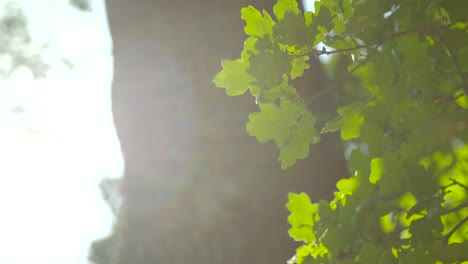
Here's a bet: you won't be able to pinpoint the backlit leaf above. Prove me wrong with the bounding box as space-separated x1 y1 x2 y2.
241 6 274 38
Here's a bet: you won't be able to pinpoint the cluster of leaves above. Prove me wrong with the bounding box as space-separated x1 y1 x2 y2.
214 0 468 262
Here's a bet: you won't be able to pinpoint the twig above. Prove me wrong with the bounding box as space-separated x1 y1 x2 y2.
430 27 468 94
303 49 376 104
315 27 427 56
346 33 360 47
447 178 468 190
287 27 427 58
443 216 468 246
442 202 468 216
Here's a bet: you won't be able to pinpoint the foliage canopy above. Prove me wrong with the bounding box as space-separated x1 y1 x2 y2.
214 0 468 263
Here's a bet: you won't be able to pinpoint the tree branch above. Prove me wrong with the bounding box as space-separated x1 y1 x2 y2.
314 27 427 56
302 49 376 104
443 216 468 246
442 202 468 216
447 178 468 190
430 27 468 95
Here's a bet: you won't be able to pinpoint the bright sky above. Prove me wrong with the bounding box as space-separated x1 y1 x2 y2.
0 1 123 263
303 0 316 11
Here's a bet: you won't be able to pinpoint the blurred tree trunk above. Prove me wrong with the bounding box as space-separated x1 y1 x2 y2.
96 0 349 263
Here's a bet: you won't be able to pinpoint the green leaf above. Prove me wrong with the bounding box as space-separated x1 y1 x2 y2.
253 36 273 51
341 0 354 21
258 75 299 103
212 56 255 96
273 0 299 20
454 90 468 109
295 244 313 264
357 243 387 263
318 199 337 225
287 192 318 243
321 223 355 254
322 104 364 140
399 192 418 212
290 55 310 79
379 151 407 195
278 111 319 169
246 101 301 145
247 50 291 89
369 158 382 184
274 11 308 49
351 61 383 99
395 34 436 90
410 217 444 244
247 98 318 169
241 6 274 38
380 212 397 233
336 177 358 194
313 3 334 31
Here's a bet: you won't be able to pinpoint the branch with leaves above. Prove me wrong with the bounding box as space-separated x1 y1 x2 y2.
213 0 468 262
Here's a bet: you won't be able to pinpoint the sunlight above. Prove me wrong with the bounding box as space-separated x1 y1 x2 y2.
0 1 123 263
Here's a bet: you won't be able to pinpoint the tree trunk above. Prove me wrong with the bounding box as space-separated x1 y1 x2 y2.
102 0 349 263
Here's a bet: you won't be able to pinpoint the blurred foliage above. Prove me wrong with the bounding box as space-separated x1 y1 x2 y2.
0 2 49 79
69 0 92 12
214 0 468 262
